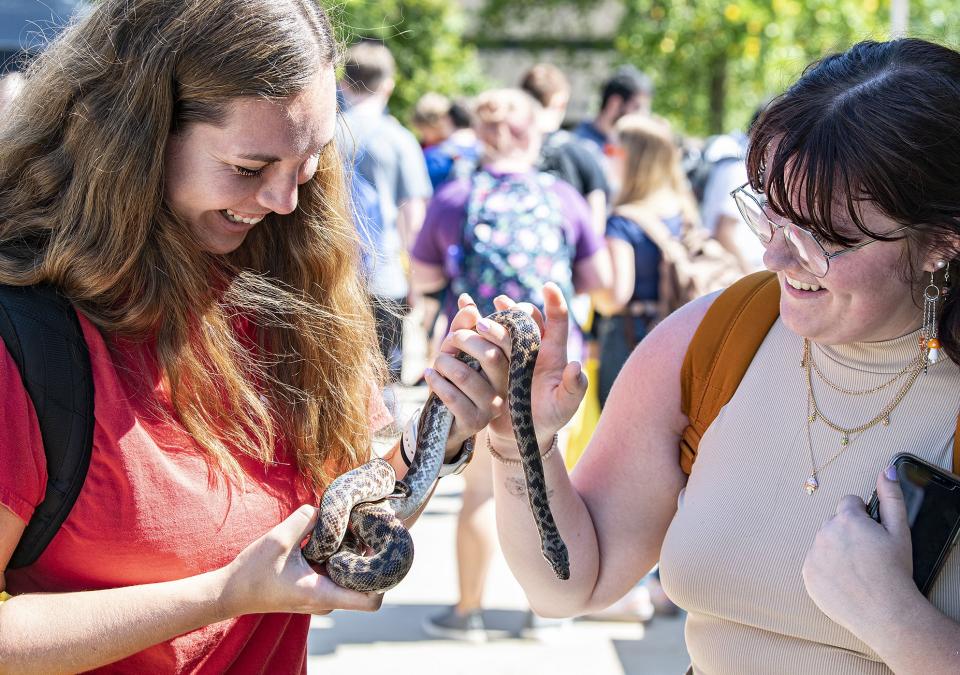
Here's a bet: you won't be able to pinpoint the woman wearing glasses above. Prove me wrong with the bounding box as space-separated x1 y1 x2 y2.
452 38 960 673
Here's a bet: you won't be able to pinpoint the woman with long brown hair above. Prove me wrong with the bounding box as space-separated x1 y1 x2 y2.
0 1 501 671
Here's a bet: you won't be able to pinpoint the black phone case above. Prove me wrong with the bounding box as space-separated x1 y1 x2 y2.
867 452 960 596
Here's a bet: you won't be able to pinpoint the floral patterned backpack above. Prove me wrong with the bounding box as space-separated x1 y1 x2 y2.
449 170 575 317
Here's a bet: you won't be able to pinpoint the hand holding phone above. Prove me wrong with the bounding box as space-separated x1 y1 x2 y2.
867 453 960 596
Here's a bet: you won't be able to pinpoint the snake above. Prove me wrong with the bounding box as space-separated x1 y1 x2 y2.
302 308 570 593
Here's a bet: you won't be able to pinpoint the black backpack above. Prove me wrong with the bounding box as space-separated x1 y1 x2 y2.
0 285 94 569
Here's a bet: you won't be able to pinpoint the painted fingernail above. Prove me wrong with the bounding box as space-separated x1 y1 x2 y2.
885 465 898 481
423 367 435 379
477 319 491 333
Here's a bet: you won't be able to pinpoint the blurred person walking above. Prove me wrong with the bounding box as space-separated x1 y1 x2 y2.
592 114 703 408
697 132 765 274
520 63 609 234
339 41 433 381
573 65 653 195
412 92 481 190
411 88 610 640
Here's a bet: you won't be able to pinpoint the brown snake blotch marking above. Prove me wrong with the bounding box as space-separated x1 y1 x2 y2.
303 308 570 592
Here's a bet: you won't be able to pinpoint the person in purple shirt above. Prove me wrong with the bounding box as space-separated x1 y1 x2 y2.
411 87 610 642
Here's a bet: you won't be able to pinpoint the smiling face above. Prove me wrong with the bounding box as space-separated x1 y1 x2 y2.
762 196 935 345
163 66 337 255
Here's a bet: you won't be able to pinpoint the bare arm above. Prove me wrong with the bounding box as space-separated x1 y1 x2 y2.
469 285 715 617
0 318 499 673
0 504 380 674
571 248 612 299
585 189 607 237
410 260 447 296
591 237 635 316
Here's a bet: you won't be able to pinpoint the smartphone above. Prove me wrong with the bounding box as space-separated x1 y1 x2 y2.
867 452 960 596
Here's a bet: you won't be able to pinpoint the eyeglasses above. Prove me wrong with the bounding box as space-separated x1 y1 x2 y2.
730 182 910 278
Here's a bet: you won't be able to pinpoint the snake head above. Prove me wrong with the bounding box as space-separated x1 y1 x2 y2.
547 545 570 580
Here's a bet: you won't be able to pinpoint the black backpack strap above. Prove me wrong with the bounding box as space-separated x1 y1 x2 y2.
0 285 94 569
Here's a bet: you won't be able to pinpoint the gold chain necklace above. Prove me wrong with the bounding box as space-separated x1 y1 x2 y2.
801 338 925 495
808 341 923 396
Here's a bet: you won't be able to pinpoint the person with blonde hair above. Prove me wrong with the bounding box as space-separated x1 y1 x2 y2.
593 113 701 407
0 1 501 671
412 87 610 640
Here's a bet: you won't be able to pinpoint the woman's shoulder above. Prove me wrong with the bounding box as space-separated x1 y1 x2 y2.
649 291 720 356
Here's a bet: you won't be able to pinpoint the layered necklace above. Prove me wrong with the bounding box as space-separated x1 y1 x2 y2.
800 338 926 495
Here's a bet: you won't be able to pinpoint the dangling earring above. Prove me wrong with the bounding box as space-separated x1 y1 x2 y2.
921 261 947 371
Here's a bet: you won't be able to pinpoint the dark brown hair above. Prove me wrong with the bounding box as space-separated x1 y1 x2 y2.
747 38 960 364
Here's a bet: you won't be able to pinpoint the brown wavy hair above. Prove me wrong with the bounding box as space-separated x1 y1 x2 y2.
747 38 960 366
0 0 385 489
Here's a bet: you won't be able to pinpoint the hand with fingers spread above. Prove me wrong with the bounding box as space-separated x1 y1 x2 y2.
801 467 917 639
444 282 587 457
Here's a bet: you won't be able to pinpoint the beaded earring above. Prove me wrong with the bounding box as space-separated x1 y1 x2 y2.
921 260 948 370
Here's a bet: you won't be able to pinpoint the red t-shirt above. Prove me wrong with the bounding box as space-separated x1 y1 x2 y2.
1 312 391 673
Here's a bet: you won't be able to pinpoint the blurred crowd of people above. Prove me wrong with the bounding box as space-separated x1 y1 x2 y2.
329 40 766 642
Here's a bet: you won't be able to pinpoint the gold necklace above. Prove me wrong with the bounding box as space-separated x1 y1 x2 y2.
808 341 923 396
801 338 925 495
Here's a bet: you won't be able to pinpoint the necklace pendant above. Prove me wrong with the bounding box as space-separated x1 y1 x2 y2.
808 411 817 423
804 475 819 495
840 433 849 447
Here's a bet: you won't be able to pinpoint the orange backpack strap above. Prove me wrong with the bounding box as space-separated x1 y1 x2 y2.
679 271 780 474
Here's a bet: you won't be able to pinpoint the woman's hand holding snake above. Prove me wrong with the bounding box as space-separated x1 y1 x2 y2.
425 293 510 458
459 283 588 456
219 505 383 617
301 290 574 591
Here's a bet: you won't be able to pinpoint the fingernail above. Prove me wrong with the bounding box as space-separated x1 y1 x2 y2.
572 361 583 377
459 293 475 306
423 367 435 379
477 319 491 333
885 465 898 481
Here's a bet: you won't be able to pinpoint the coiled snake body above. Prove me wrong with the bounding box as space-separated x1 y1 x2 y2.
303 308 570 592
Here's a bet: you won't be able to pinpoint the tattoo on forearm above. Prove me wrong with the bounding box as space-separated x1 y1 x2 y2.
504 476 554 500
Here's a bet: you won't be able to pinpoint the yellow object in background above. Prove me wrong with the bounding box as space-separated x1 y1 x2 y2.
0 591 11 603
563 356 601 470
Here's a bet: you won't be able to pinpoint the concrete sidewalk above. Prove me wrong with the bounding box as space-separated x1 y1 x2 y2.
306 383 689 675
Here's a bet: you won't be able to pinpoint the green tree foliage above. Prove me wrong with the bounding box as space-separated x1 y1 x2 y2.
323 0 487 127
481 0 959 137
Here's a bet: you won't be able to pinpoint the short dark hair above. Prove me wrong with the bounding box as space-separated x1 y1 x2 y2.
600 65 652 110
342 40 395 93
520 63 570 106
747 38 960 363
448 99 473 129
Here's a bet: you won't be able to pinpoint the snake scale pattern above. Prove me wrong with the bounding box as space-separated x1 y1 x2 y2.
303 308 570 593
